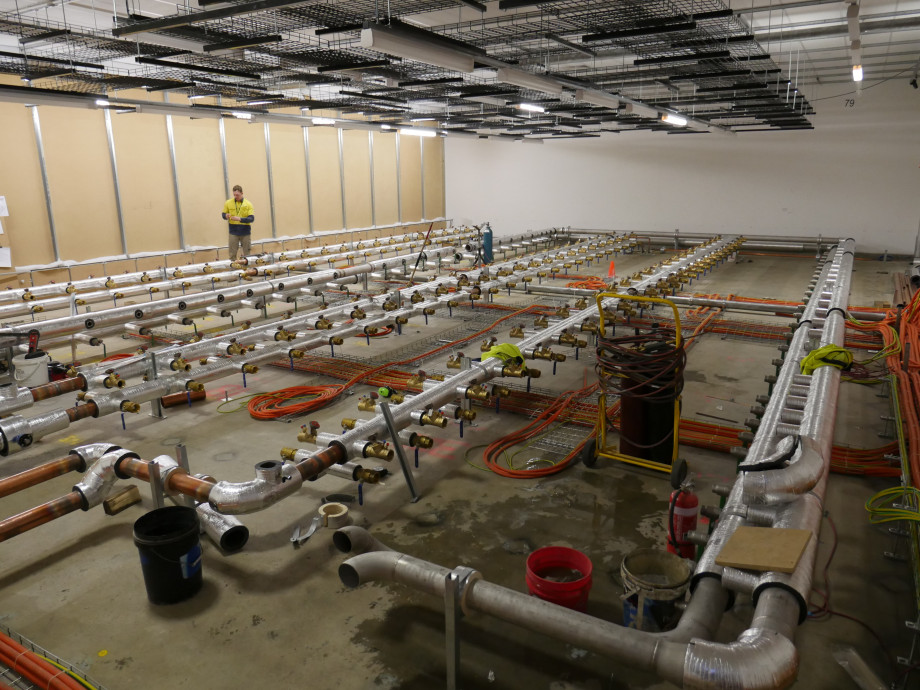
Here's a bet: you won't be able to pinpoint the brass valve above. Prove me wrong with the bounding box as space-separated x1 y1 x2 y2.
580 320 598 334
423 307 436 315
255 257 266 265
500 362 527 378
278 253 288 261
227 341 244 355
315 317 333 330
364 326 379 336
242 364 259 374
297 421 320 444
619 277 631 287
558 331 587 348
509 325 525 338
415 434 435 448
103 372 125 389
529 260 541 268
22 290 35 301
410 292 425 304
171 356 191 372
447 354 463 369
464 384 491 401
537 271 547 278
574 259 584 266
533 315 548 329
65 285 76 294
113 292 124 299
357 394 377 412
521 276 534 283
350 307 367 320
330 336 344 346
274 328 296 342
76 391 88 401
447 300 459 308
574 297 588 310
341 418 357 430
187 381 205 392
419 410 449 428
320 247 329 255
497 268 512 277
435 285 449 296
555 306 570 318
562 262 573 269
289 349 306 359
481 337 497 352
492 384 513 398
121 401 141 413
395 316 409 325
457 275 470 287
531 347 564 362
105 278 116 288
408 371 427 386
356 241 365 250
31 305 44 314
203 264 214 274
363 442 393 461
383 300 399 311
230 262 242 270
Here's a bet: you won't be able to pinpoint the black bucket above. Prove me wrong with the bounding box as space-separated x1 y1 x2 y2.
133 506 203 605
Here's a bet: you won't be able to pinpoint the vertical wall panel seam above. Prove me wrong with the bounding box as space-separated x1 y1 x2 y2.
30 106 60 262
103 108 128 256
265 122 277 238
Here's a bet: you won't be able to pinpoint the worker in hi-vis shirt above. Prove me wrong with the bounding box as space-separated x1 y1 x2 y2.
221 184 255 261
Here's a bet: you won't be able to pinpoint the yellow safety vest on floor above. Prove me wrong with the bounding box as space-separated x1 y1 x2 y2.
800 345 853 375
484 343 524 364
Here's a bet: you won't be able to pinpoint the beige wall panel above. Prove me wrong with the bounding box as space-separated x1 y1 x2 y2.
371 132 398 226
224 119 272 240
40 107 122 261
268 124 310 237
307 127 343 232
0 101 56 267
110 110 182 254
422 137 445 219
171 115 225 249
135 256 165 271
342 130 373 229
398 134 423 223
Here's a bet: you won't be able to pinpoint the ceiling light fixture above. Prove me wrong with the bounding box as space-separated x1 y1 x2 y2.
852 64 864 82
360 24 476 73
95 99 110 106
232 112 253 120
661 112 688 126
496 67 563 95
312 117 336 125
516 102 545 113
398 127 437 137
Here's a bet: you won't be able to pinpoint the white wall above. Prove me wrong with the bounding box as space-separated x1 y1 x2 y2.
445 81 920 254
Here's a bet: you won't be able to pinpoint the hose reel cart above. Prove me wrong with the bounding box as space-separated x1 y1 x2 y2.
582 293 688 488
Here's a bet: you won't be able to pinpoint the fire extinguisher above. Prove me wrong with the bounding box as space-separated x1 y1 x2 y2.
667 482 699 559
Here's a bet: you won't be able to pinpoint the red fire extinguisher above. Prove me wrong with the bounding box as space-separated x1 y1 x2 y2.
667 482 699 559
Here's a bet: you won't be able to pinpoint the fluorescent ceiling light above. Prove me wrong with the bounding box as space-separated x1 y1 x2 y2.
852 64 864 82
381 124 394 130
661 113 688 126
398 127 437 137
232 111 253 120
516 102 545 113
574 89 620 110
247 100 276 106
495 67 563 95
411 116 437 121
188 94 209 100
312 117 336 125
95 99 110 106
360 25 475 73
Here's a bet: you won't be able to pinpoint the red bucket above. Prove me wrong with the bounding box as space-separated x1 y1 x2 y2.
525 546 593 611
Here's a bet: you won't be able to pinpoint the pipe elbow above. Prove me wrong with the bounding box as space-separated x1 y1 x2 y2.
741 437 824 505
680 630 798 690
338 552 407 589
207 461 303 514
73 449 139 510
70 442 121 469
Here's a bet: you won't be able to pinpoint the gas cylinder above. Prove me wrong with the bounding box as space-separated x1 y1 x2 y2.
666 483 699 559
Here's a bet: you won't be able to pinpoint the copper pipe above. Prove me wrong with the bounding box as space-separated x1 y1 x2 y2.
160 388 206 408
0 453 84 499
66 401 98 422
0 492 83 543
29 375 86 401
295 444 347 481
118 457 214 502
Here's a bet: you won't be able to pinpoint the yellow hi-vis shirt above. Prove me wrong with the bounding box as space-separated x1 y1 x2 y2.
223 198 255 235
484 343 524 363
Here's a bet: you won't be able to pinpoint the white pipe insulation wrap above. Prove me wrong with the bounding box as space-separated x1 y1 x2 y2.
72 448 140 509
196 502 249 552
207 460 304 514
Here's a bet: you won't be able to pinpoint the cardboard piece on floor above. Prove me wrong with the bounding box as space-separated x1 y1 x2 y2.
715 526 812 574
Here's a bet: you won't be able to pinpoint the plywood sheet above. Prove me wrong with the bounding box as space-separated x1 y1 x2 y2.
0 99 57 266
422 137 445 220
40 107 122 261
342 129 373 229
307 127 343 232
715 526 812 573
171 115 225 249
268 124 310 237
225 118 272 241
110 108 181 254
399 133 423 223
372 132 398 226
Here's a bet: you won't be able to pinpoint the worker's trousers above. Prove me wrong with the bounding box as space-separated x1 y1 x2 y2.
229 233 251 261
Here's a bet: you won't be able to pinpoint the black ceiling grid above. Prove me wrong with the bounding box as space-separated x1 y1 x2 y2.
0 1 815 135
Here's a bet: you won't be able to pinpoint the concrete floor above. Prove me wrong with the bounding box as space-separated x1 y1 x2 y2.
0 245 914 690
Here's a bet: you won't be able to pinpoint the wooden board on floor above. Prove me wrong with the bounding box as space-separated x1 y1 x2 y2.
715 526 812 573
